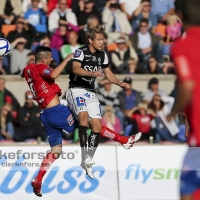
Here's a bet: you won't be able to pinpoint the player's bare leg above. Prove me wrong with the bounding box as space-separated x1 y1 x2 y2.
31 145 62 197
100 125 142 149
181 195 193 200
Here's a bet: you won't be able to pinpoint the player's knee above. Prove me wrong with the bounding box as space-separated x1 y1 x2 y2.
91 123 102 133
78 112 89 126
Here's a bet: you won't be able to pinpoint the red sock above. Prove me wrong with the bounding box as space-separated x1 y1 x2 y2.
36 152 57 182
100 125 128 144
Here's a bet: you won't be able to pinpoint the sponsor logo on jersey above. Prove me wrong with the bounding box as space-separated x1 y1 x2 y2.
85 55 92 57
76 97 86 107
92 56 97 62
27 78 32 82
84 65 101 72
82 78 95 84
44 69 51 75
79 106 83 110
84 93 91 98
38 98 44 103
74 49 82 58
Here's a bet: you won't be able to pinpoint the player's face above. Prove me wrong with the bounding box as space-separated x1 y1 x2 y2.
90 33 104 51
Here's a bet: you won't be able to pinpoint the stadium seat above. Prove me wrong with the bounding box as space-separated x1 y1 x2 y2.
107 43 117 51
1 25 16 37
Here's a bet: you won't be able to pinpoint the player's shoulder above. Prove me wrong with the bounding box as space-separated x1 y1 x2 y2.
73 45 87 58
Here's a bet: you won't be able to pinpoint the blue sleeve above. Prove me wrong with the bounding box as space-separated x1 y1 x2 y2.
39 9 46 25
34 9 47 33
150 13 158 27
168 0 175 9
24 10 30 20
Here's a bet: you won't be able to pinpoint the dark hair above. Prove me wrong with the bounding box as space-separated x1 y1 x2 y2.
35 46 51 62
141 0 150 3
27 52 35 57
139 18 149 25
148 56 160 74
177 0 200 25
148 94 165 112
87 15 99 24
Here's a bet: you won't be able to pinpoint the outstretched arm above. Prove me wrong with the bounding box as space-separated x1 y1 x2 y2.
103 67 129 89
51 54 73 79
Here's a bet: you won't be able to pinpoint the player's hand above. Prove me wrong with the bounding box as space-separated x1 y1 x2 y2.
166 113 174 122
91 71 104 78
119 82 129 89
65 53 73 62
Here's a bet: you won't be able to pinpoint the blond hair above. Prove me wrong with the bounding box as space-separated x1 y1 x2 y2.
103 106 116 124
167 14 181 25
86 24 106 43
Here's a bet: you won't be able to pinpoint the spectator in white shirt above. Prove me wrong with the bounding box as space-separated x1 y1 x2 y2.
143 77 167 104
48 0 77 33
102 0 132 44
130 18 163 63
119 0 141 20
111 37 138 73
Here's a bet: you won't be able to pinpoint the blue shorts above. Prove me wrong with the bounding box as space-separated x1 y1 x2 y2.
40 104 75 147
180 148 200 195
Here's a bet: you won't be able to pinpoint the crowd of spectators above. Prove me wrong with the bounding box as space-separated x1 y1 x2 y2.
0 0 180 75
0 75 186 145
0 0 187 144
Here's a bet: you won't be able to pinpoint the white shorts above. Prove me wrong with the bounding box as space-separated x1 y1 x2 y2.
66 88 102 121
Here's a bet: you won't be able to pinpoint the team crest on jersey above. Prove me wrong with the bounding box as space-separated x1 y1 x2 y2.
74 49 82 58
98 57 101 65
44 69 51 75
92 56 97 62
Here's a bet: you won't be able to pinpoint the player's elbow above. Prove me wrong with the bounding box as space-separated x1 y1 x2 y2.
51 72 58 79
72 67 78 75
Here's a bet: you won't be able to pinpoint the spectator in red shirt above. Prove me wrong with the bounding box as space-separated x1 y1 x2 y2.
126 102 155 141
47 0 72 15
